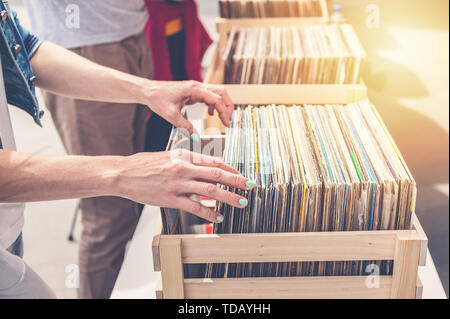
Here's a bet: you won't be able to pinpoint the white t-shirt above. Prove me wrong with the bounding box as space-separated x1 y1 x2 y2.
0 60 25 250
24 0 149 49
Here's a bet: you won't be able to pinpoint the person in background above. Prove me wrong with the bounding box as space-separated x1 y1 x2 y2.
1 1 248 299
23 0 160 299
144 0 213 152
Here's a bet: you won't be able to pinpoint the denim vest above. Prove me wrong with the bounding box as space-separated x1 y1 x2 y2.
0 1 42 127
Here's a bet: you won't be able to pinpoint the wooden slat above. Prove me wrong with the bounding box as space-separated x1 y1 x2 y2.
152 233 161 272
202 82 368 133
184 276 392 299
159 238 185 299
155 273 163 300
151 215 163 272
203 43 222 85
412 214 428 267
217 16 328 31
391 234 421 299
161 230 418 264
216 84 368 105
217 16 328 47
215 0 328 51
415 275 423 299
319 0 329 22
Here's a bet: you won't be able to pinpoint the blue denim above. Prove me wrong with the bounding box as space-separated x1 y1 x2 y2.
6 233 23 258
0 0 42 126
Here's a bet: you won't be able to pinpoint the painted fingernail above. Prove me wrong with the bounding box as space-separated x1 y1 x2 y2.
190 133 199 143
239 198 248 207
217 216 224 223
246 180 255 189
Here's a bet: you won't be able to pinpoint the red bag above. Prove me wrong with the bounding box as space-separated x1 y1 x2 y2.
144 0 213 81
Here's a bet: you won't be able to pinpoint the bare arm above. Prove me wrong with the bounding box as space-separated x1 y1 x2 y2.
0 42 246 222
0 149 252 223
30 41 234 133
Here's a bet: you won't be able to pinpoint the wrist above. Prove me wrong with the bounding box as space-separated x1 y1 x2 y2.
134 77 156 106
94 155 127 198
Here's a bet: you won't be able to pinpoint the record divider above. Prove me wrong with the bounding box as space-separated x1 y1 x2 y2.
152 1 428 299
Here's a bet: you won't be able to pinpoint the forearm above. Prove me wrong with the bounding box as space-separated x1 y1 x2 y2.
0 149 251 223
30 41 150 105
29 41 234 133
0 150 120 203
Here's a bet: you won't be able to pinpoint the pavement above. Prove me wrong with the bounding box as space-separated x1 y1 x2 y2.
6 0 449 298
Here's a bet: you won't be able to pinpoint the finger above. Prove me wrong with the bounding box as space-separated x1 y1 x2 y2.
187 182 249 209
205 84 234 106
209 97 230 127
189 85 230 127
170 112 195 138
208 105 215 116
204 85 234 123
188 84 222 107
173 196 224 223
169 150 232 173
190 153 241 175
191 166 255 191
217 102 231 127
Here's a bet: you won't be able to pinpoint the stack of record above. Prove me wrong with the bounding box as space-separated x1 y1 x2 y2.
219 0 323 18
205 100 416 278
222 24 365 84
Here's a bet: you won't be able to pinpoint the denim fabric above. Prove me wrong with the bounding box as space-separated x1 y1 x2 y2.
0 1 42 126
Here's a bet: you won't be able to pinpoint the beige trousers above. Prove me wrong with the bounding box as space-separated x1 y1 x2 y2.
43 31 153 299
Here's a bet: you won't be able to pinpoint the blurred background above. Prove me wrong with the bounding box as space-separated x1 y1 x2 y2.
7 0 448 298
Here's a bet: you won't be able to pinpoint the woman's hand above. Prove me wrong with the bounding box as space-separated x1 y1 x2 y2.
140 80 234 137
31 43 233 134
0 149 251 223
114 149 252 223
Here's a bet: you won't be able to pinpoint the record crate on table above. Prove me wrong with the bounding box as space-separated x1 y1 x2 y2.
205 27 367 96
152 212 427 299
152 107 428 299
215 0 329 48
204 18 368 132
152 70 428 298
203 42 367 132
151 0 428 300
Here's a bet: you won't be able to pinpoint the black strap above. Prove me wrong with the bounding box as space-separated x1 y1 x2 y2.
164 0 183 5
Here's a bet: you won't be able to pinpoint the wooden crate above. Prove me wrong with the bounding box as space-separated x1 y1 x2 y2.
153 17 426 296
216 0 329 49
152 213 427 299
203 27 367 132
153 89 427 300
155 92 426 299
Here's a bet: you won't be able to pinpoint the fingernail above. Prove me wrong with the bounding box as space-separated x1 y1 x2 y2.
190 133 199 143
239 198 248 207
217 216 224 223
246 180 255 189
